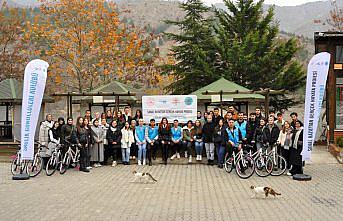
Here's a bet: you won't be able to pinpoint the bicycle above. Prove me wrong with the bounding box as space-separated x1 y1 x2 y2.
46 143 63 176
245 143 274 177
11 142 44 177
267 143 287 176
60 141 80 174
224 145 255 179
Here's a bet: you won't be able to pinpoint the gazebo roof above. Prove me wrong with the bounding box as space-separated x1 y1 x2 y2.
73 80 139 103
0 78 54 103
190 77 265 101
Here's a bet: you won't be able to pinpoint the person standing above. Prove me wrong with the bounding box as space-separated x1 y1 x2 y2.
135 119 147 166
105 110 113 124
246 113 258 144
91 119 104 168
130 120 137 160
262 117 280 149
193 120 203 161
290 112 303 129
277 121 292 172
170 119 183 160
56 117 65 138
123 107 132 124
100 118 109 165
106 120 122 167
158 117 171 165
226 119 240 156
203 115 216 165
289 120 304 176
146 119 159 166
253 118 266 151
39 114 54 168
214 119 227 168
197 111 205 126
83 118 93 170
91 112 101 125
227 106 238 121
255 107 263 124
275 112 285 130
134 110 143 123
182 120 194 163
213 107 224 126
47 121 60 157
234 112 247 142
115 111 125 129
84 110 92 123
121 121 134 165
75 117 90 173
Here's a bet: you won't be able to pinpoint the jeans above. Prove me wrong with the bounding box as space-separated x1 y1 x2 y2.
205 143 215 160
121 148 130 163
216 143 226 165
182 141 193 156
171 141 181 154
137 143 147 161
195 141 203 155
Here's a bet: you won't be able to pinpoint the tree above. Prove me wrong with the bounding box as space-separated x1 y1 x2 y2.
0 3 27 81
327 0 343 31
213 0 305 110
163 0 219 94
26 0 163 92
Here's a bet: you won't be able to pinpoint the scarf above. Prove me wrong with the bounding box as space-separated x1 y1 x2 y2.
293 127 303 149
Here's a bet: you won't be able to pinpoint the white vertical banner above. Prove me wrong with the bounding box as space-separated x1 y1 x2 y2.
21 59 49 160
302 52 330 161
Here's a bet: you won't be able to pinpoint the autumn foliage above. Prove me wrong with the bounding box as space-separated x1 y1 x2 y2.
22 0 167 93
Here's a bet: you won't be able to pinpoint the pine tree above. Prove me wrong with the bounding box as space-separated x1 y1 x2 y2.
213 0 305 110
163 0 219 94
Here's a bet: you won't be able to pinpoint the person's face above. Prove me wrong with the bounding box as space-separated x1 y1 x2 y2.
285 122 290 129
47 115 52 122
210 112 214 117
86 111 91 117
78 118 84 125
68 119 73 125
131 121 136 126
95 112 100 119
125 122 130 128
228 106 234 112
150 121 155 127
256 109 261 115
227 113 232 119
117 112 122 117
84 118 89 125
204 112 208 118
173 121 178 127
214 109 219 116
197 112 201 118
58 119 63 124
250 115 256 121
243 115 248 121
219 120 223 127
54 122 59 128
187 122 192 128
139 119 144 126
101 119 106 125
269 113 275 118
291 115 297 121
229 120 235 128
124 108 130 115
207 116 212 122
238 113 244 120
94 121 99 127
136 111 141 116
106 111 112 116
112 121 117 127
277 115 283 121
268 117 274 125
195 120 200 127
260 119 265 126
295 122 301 129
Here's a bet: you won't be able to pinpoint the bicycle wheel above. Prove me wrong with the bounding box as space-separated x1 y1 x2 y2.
236 156 255 179
60 154 71 175
271 155 287 176
27 156 43 177
10 156 21 176
224 154 234 173
46 155 57 176
255 155 273 177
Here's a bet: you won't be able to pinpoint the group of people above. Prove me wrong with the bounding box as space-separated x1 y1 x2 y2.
38 106 305 176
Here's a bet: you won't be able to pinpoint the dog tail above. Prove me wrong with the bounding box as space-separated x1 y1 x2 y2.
147 173 157 182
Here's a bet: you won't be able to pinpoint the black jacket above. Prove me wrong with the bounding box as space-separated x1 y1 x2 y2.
158 125 172 142
290 129 303 166
60 124 76 144
253 126 264 143
213 115 224 126
262 124 280 145
246 120 258 142
213 125 228 146
202 121 215 143
106 126 122 147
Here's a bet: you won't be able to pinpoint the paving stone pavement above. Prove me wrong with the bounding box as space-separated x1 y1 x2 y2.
0 146 342 221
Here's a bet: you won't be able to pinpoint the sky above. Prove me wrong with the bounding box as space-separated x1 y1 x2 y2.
202 0 327 6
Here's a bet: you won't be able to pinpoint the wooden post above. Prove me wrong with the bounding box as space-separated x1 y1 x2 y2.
115 95 120 112
5 103 9 122
328 41 336 143
66 96 70 118
220 90 223 116
69 95 73 118
264 89 270 118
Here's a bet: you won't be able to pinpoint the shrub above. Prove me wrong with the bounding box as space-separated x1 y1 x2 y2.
336 137 343 148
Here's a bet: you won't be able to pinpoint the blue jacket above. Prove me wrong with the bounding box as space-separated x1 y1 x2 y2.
234 120 247 140
171 126 182 142
135 125 147 143
147 126 159 142
226 127 240 147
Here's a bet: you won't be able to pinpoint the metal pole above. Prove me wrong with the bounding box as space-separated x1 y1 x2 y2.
220 90 223 116
265 89 270 118
69 96 73 118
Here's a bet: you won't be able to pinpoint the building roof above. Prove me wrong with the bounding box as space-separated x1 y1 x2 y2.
73 80 139 103
0 78 54 103
190 77 265 101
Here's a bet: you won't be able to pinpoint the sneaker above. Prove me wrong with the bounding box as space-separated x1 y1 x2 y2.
93 164 98 168
143 160 146 165
149 161 152 166
287 172 292 176
97 163 102 167
199 155 202 161
86 166 92 170
111 161 117 167
185 152 188 158
188 156 192 163
133 156 136 160
129 156 133 160
176 153 181 159
170 154 176 160
81 168 90 173
138 160 142 166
